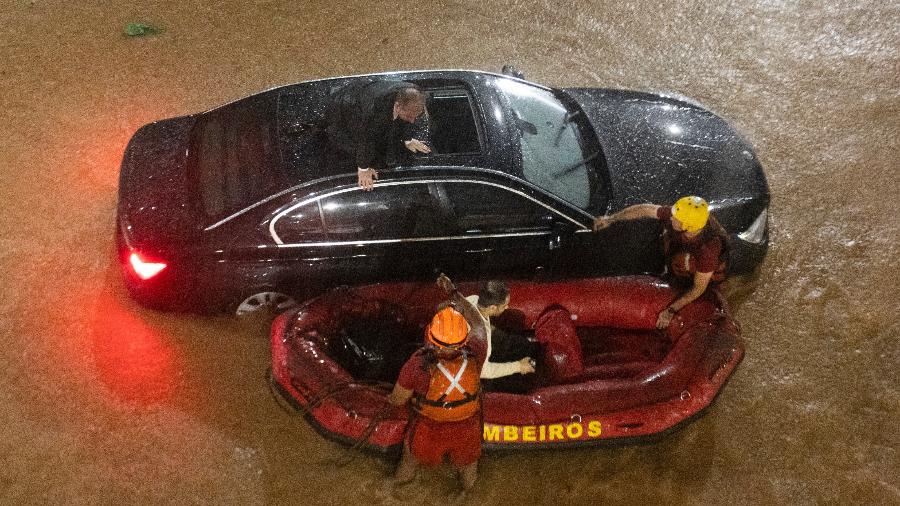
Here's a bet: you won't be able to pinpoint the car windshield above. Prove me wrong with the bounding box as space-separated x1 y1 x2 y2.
497 78 595 210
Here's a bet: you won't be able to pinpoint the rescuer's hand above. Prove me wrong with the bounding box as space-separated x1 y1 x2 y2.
404 139 432 154
358 167 378 191
518 357 536 374
388 384 413 408
436 273 456 293
656 307 675 329
592 215 613 231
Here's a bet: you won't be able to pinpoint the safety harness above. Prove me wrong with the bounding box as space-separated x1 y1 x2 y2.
414 351 481 422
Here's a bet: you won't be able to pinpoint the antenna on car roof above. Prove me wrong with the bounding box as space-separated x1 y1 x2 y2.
501 65 525 79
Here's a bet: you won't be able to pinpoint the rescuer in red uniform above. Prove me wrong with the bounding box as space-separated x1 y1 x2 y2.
388 302 486 490
593 196 729 329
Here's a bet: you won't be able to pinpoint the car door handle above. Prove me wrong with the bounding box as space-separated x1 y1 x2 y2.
548 235 562 250
465 248 492 253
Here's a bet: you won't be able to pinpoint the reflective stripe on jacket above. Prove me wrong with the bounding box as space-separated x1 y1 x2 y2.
414 353 481 422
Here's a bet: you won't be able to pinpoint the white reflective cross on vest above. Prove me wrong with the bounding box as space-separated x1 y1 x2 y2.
436 357 469 395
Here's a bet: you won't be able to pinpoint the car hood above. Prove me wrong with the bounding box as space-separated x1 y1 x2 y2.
563 88 769 228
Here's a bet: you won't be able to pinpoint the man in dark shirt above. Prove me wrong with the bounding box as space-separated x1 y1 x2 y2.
325 80 431 190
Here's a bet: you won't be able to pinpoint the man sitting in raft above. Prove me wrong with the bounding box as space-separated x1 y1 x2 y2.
593 196 729 329
435 274 536 394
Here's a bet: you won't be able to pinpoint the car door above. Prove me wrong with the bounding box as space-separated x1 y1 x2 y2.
313 181 472 286
438 180 563 280
543 213 667 279
269 180 485 293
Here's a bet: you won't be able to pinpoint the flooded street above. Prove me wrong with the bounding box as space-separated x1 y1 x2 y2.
1 1 897 503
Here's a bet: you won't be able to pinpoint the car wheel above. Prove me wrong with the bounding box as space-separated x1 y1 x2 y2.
234 291 297 317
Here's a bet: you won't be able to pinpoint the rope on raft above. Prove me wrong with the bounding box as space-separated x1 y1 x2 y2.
333 403 397 468
267 368 398 460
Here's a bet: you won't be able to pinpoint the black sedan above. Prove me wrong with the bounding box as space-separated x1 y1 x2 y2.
116 68 769 315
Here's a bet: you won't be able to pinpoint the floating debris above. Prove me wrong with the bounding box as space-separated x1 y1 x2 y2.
124 22 163 37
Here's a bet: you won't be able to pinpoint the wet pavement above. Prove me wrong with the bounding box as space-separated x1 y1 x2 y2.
0 1 897 504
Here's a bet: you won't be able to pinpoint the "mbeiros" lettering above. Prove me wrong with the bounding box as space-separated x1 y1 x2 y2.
483 421 602 443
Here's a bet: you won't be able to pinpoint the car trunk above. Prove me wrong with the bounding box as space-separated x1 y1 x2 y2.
117 114 200 257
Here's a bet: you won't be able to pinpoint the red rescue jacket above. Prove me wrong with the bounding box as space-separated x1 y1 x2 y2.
662 216 729 281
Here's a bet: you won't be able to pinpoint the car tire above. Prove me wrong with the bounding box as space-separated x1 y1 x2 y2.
234 291 297 317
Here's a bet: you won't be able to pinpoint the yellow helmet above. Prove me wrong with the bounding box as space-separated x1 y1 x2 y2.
672 196 709 233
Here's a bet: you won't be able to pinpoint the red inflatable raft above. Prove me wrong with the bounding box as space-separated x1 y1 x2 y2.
269 276 743 451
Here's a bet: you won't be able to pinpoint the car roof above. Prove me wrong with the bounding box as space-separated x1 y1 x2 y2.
205 69 550 112
199 71 584 231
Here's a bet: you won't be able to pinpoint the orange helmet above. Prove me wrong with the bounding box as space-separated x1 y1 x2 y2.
426 307 469 349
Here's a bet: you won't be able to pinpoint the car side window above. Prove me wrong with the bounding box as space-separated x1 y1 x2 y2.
443 182 553 234
320 184 443 241
272 201 327 243
427 90 481 155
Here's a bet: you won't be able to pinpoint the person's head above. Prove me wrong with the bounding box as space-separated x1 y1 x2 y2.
425 306 469 354
393 86 426 123
671 196 709 234
477 280 510 317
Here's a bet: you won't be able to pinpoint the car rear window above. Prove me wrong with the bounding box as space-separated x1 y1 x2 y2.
192 96 292 221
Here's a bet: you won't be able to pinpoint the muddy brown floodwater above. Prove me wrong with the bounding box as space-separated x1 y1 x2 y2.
1 1 897 504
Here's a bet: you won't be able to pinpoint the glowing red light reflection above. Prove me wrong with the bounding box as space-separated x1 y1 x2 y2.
129 252 167 280
92 290 180 407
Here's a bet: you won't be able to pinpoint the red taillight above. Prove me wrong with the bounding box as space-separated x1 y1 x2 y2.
129 252 167 280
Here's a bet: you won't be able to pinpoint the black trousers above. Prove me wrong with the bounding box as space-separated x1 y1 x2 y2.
481 327 540 395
